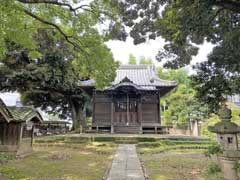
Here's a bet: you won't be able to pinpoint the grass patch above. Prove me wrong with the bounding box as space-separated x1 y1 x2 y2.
34 135 209 145
0 142 116 180
137 140 223 179
137 140 210 154
140 149 223 180
0 153 16 163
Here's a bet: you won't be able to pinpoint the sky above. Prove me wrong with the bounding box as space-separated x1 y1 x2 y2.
0 37 214 107
106 37 215 67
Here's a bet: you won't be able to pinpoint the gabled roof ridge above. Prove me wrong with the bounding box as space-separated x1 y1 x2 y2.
7 106 43 123
119 64 154 69
114 64 177 87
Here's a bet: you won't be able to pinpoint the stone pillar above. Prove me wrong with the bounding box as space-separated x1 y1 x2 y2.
220 157 239 180
208 104 240 180
192 120 199 136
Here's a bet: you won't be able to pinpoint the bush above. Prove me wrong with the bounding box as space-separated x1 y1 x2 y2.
0 153 15 163
205 142 222 157
207 162 221 174
234 162 240 172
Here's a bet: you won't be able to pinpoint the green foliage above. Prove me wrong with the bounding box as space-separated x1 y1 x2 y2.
0 0 120 130
112 0 240 111
201 115 219 139
137 140 210 154
0 142 116 180
0 153 15 162
207 162 222 174
139 56 153 65
158 67 191 84
0 0 120 59
0 30 118 130
158 68 208 127
127 54 153 65
116 0 240 68
128 54 137 64
234 162 240 172
205 142 222 157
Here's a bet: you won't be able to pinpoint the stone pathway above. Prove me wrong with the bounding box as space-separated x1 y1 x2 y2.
107 144 145 180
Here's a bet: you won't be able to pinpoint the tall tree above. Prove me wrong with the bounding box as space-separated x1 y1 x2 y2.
0 30 118 131
0 0 124 59
128 54 137 64
139 56 153 65
114 0 240 111
158 68 208 127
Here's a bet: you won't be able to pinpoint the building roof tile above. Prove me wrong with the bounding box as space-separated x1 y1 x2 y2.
0 98 43 123
113 65 177 87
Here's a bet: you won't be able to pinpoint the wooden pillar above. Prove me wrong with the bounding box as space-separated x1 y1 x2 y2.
138 95 143 133
127 93 129 126
3 123 7 145
158 92 161 124
31 125 35 147
92 90 96 125
155 126 157 134
19 123 23 146
111 95 114 133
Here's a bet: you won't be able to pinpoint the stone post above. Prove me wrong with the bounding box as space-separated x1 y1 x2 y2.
208 104 240 180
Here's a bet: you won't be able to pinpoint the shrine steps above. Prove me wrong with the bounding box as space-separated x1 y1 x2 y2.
114 125 142 134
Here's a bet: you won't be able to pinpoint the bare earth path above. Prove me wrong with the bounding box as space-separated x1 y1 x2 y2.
107 144 145 180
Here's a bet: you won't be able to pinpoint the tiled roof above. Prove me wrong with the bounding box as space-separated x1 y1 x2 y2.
113 65 177 87
7 106 43 123
0 98 13 120
0 98 43 123
80 65 177 95
105 65 177 95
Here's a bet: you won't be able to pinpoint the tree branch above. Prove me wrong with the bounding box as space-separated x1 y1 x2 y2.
17 0 91 15
214 0 240 13
23 9 85 52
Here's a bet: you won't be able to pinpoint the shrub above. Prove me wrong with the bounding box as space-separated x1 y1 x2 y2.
207 162 221 174
205 142 222 157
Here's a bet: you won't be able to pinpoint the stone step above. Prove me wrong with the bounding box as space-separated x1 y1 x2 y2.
114 126 142 134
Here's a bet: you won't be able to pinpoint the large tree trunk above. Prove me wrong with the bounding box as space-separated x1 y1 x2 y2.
70 98 86 132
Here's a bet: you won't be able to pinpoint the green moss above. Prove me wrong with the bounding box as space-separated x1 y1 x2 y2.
0 142 116 180
137 140 211 154
140 149 223 180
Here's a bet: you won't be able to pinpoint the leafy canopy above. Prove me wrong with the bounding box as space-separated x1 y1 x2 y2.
0 0 121 60
114 0 240 110
158 68 208 127
0 29 118 129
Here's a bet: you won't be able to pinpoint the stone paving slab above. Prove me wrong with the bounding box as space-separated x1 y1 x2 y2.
107 144 145 180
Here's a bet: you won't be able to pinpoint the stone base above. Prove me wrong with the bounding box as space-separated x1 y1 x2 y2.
220 156 239 180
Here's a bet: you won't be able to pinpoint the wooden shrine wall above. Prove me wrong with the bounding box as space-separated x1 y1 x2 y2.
93 93 111 125
0 122 22 145
141 93 160 123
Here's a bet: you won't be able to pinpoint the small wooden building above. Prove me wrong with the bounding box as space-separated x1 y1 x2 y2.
0 99 43 155
92 65 177 133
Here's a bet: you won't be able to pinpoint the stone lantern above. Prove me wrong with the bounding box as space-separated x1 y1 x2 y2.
208 104 240 180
